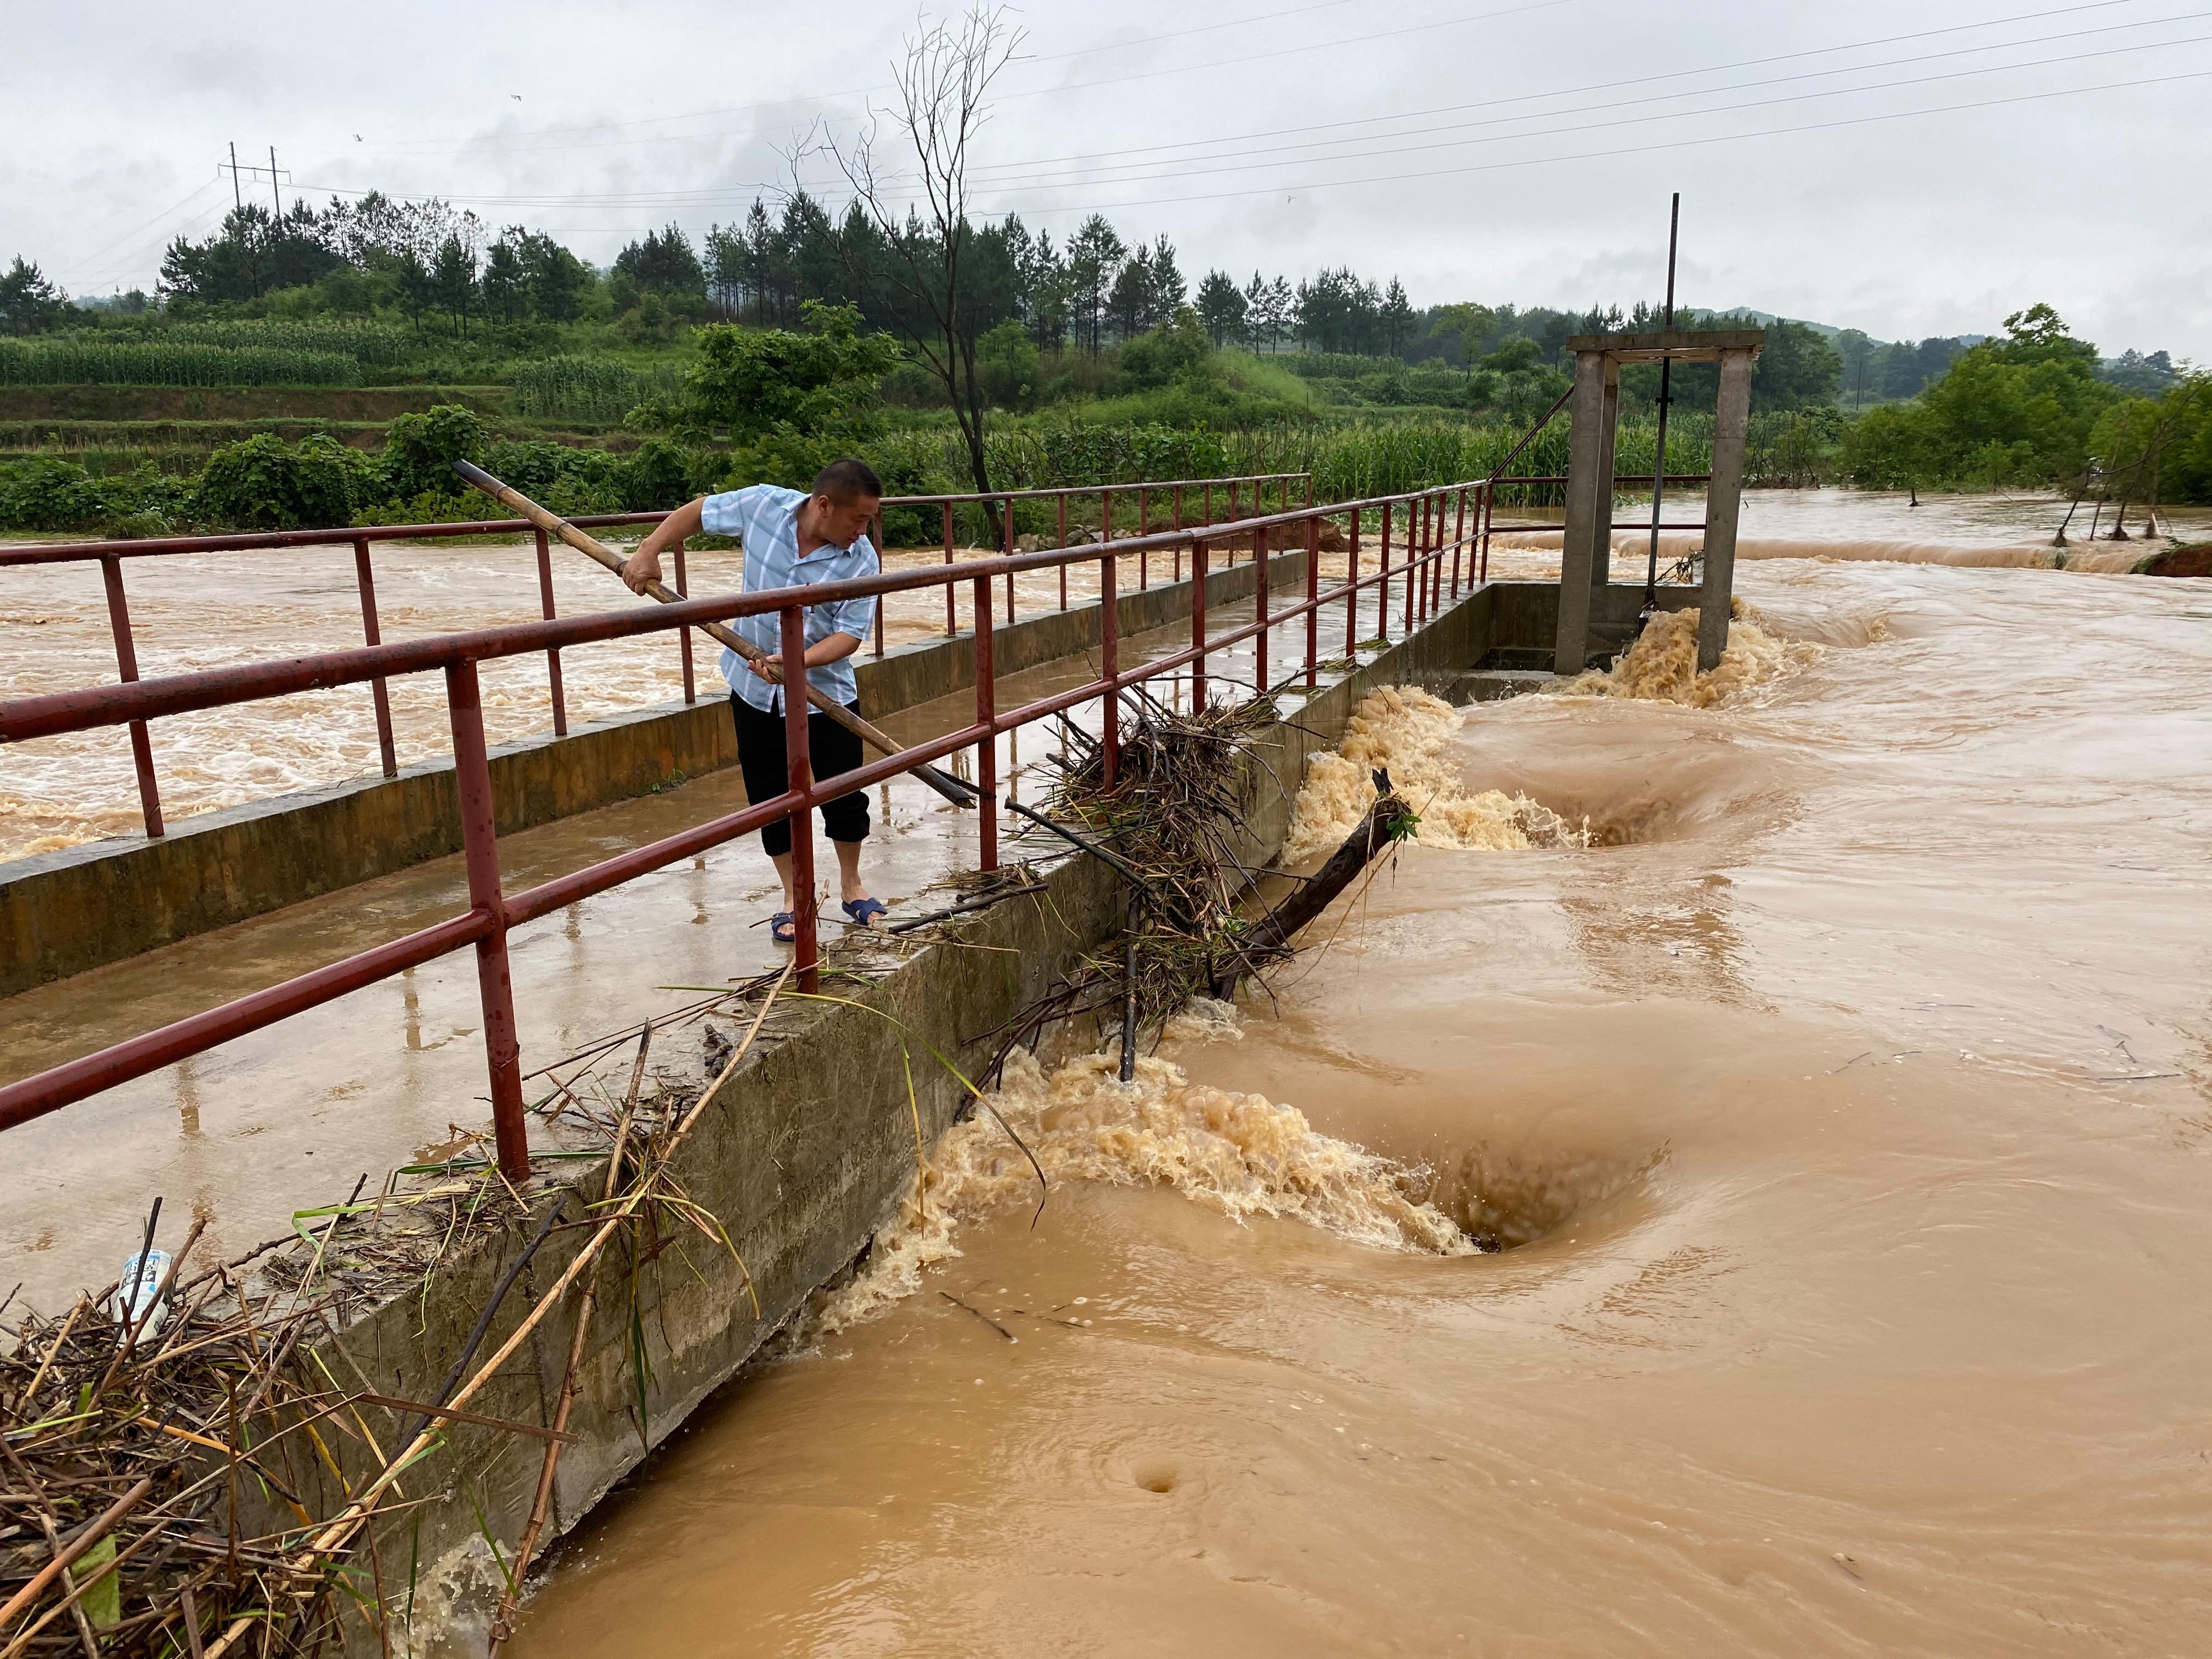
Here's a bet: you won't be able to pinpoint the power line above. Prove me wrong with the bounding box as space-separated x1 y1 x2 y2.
281 63 2209 239
281 32 2210 215
956 25 2212 196
354 0 1576 156
964 0 2172 179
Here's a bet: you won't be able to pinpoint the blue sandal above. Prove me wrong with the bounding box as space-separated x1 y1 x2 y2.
842 897 889 930
770 911 797 944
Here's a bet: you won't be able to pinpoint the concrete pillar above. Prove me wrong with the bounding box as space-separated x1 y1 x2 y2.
1697 347 1756 672
1553 349 1613 676
1588 359 1621 589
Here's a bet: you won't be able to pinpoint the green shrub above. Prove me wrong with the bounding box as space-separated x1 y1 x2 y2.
0 457 109 531
378 404 487 500
195 434 356 529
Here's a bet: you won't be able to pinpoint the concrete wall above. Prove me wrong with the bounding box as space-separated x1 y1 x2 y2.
0 545 1307 995
289 581 1498 1657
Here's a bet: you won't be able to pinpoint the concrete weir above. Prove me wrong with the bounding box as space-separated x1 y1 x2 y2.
1 543 1304 995
265 575 1619 1655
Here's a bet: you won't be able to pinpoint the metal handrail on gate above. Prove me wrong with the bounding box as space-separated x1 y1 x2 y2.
0 475 1310 840
0 475 1486 1181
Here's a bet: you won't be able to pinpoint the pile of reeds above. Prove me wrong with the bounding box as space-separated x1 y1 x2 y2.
985 690 1293 1068
0 1214 396 1657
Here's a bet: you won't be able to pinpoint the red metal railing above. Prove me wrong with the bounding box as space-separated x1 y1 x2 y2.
2 476 1308 840
0 476 1489 1180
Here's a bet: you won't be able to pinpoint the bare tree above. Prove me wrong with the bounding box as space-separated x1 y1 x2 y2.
810 7 1024 536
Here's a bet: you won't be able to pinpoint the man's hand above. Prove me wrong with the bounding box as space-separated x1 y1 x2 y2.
751 652 785 685
619 546 664 595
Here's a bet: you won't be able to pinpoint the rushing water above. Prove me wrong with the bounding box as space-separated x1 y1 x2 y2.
511 538 2212 1655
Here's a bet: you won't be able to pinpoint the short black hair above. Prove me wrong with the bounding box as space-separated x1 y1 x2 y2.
812 458 883 503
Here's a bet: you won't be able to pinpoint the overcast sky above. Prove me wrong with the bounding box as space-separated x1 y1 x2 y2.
5 0 2208 357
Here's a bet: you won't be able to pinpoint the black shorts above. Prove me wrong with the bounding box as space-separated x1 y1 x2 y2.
731 692 870 856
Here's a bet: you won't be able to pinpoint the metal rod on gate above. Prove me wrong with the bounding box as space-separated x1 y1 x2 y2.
99 555 163 838
1191 538 1209 709
1203 481 1212 527
1099 549 1119 788
1002 495 1015 624
942 503 957 637
1227 481 1239 560
1254 525 1270 695
779 605 820 994
446 659 529 1181
352 537 398 777
1057 496 1068 610
973 575 997 871
1643 190 1683 621
674 543 699 698
1172 484 1184 583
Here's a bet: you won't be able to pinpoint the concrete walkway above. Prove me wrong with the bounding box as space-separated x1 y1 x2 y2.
1 585 1413 1309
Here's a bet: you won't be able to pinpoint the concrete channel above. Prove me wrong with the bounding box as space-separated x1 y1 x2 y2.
215 573 1688 1655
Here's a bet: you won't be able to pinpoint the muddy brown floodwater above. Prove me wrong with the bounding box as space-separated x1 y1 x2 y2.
514 551 2212 1656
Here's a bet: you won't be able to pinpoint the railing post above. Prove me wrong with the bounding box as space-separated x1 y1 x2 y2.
1138 485 1149 590
1253 524 1269 695
99 555 163 838
1172 484 1184 583
973 575 997 871
1057 494 1069 610
1453 488 1467 597
1002 495 1015 625
353 537 398 778
447 658 529 1182
779 605 820 994
1482 483 1494 584
675 541 701 699
1305 514 1319 690
1191 537 1209 710
1379 502 1393 641
1099 549 1119 788
1203 481 1212 527
1227 481 1239 562
1346 507 1361 658
1407 497 1421 633
868 513 885 657
1305 474 1314 509
531 529 571 735
943 502 957 637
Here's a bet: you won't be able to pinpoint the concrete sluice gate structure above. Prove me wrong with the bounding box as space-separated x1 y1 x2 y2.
0 430 1743 1654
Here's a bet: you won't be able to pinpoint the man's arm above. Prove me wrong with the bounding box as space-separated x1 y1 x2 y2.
752 631 862 685
620 496 707 594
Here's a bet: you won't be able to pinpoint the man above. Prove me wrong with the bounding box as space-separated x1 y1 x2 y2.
620 458 889 941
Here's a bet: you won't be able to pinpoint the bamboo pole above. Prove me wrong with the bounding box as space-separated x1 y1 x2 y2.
452 463 976 808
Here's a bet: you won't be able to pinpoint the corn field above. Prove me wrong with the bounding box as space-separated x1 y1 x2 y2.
157 318 417 366
0 338 363 387
509 356 691 421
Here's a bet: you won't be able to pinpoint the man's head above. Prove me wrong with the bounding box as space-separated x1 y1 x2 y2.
804 458 883 548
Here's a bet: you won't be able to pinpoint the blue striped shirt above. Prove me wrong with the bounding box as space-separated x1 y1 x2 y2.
698 485 878 715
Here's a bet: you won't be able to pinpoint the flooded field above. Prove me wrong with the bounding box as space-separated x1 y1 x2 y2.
511 549 2212 1655
3 489 2205 861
